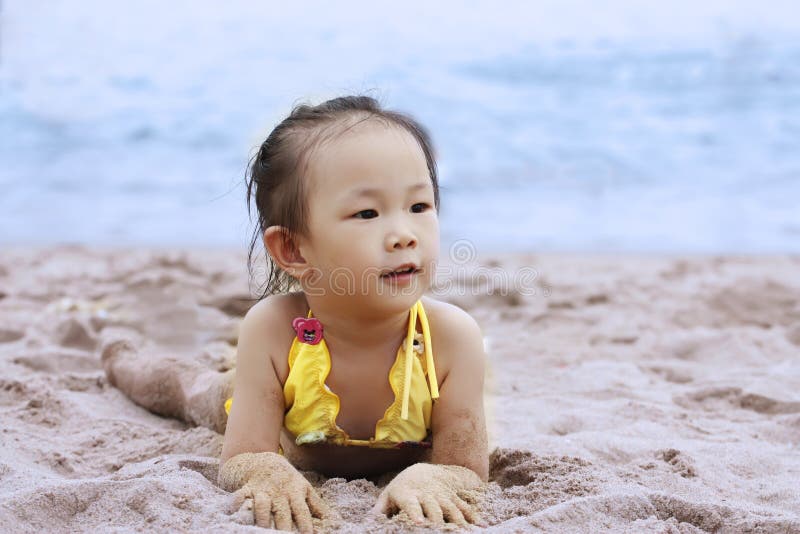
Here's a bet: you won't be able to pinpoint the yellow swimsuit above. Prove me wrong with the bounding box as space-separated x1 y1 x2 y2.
225 299 439 449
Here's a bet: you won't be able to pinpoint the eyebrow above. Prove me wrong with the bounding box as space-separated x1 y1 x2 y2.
347 182 430 198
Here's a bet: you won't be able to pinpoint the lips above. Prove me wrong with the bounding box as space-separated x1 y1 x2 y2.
381 263 420 277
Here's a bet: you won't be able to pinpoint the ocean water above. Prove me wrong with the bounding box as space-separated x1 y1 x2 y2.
1 1 799 254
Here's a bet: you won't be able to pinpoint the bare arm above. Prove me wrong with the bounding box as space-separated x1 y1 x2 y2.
219 298 285 466
217 299 337 531
429 307 489 481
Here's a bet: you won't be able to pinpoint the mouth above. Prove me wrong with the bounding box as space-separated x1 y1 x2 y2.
380 263 420 278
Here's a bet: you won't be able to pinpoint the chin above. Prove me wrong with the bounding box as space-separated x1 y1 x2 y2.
373 291 425 313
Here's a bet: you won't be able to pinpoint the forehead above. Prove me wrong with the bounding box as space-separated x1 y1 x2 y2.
304 119 431 199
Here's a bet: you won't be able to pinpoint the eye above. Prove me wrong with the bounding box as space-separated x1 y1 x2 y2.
411 203 431 213
353 209 378 220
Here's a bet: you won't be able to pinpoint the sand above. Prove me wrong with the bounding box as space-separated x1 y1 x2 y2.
1 245 799 533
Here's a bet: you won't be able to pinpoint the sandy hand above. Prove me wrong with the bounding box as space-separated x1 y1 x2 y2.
218 452 337 533
370 463 487 528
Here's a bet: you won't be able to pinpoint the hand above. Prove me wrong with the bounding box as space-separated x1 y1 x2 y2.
218 452 338 533
370 463 487 528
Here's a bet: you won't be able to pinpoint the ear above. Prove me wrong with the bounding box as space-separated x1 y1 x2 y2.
263 226 311 279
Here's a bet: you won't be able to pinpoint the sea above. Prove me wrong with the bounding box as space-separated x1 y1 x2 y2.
1 1 799 255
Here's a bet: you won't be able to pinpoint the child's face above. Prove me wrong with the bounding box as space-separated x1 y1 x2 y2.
298 120 439 306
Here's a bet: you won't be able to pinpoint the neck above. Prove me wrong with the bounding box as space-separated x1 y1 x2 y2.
302 296 413 353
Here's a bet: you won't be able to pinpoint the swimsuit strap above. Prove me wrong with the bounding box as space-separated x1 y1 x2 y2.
307 300 438 421
418 301 439 399
400 300 439 420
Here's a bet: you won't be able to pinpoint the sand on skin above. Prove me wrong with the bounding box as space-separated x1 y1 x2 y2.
0 245 799 532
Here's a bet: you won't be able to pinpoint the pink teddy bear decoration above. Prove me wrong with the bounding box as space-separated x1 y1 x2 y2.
292 317 323 345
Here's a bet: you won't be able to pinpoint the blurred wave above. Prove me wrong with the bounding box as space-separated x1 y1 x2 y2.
1 1 798 252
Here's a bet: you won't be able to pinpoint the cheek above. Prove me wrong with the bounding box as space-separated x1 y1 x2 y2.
327 228 372 266
423 217 440 247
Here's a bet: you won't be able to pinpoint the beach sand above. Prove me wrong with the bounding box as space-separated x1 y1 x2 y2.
1 245 799 532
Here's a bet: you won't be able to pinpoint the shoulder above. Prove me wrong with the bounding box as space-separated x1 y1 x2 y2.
420 296 486 384
421 296 484 343
238 291 307 382
242 291 306 327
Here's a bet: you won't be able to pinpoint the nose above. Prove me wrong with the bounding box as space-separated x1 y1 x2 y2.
385 225 417 251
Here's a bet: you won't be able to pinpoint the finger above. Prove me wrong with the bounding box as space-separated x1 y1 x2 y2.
230 487 250 514
439 497 468 526
290 492 314 534
253 492 273 529
307 486 337 520
457 487 482 505
419 496 444 526
394 495 426 525
230 488 255 525
272 497 293 532
453 494 486 527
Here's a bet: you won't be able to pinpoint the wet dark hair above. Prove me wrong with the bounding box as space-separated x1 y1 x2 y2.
245 95 440 300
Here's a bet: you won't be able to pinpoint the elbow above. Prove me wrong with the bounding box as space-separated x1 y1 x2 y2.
465 441 489 482
473 458 489 483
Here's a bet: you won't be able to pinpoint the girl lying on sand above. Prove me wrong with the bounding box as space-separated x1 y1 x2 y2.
102 95 489 532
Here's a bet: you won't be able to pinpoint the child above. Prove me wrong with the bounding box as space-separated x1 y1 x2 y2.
103 95 489 532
